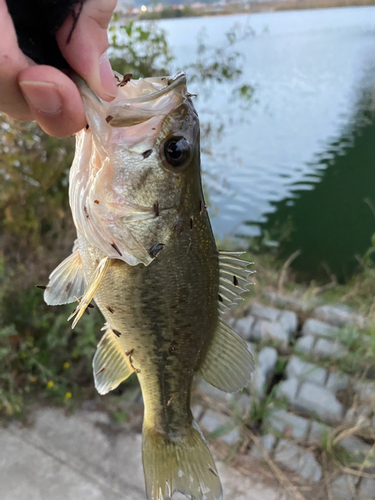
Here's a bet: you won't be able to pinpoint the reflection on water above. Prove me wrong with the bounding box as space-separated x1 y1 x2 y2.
160 7 375 279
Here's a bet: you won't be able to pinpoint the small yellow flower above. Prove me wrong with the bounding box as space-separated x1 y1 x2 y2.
20 352 27 359
47 380 54 389
63 362 70 370
65 392 72 400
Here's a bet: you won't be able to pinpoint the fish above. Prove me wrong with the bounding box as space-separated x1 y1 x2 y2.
43 71 255 500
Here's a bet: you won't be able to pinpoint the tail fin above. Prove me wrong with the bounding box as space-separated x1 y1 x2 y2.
142 421 223 500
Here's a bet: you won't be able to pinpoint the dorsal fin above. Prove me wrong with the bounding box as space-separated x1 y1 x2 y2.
44 244 86 306
93 328 134 395
218 251 255 311
199 318 254 393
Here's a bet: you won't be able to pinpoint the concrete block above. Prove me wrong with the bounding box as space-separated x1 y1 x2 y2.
339 436 375 466
278 310 298 335
296 382 343 423
358 478 375 499
264 292 309 312
286 356 327 386
200 410 241 446
253 320 289 347
258 346 278 376
354 380 375 402
345 404 372 425
235 316 255 341
274 440 322 483
296 335 315 354
312 338 348 359
313 304 366 328
277 378 299 403
326 372 350 394
266 410 309 440
307 421 332 445
331 475 357 500
302 318 339 339
251 434 277 459
250 302 280 322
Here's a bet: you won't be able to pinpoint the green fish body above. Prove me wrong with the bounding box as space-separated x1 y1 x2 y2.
44 73 254 500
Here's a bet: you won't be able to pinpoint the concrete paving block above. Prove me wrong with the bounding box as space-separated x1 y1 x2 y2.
312 338 348 359
274 440 322 482
266 410 309 440
296 335 315 354
258 346 278 376
251 434 277 459
313 304 366 328
307 421 332 445
339 436 375 466
278 310 298 335
354 380 375 402
345 404 372 425
264 292 309 312
286 356 327 387
250 320 263 341
277 378 299 403
302 318 340 339
250 302 280 322
254 370 268 398
326 371 350 394
331 475 357 500
254 320 290 347
200 410 241 446
296 382 343 424
358 478 375 499
235 316 255 341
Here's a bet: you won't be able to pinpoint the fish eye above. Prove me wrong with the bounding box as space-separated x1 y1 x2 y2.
163 136 191 170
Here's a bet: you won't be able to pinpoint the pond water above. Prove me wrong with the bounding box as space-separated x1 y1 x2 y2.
159 7 375 280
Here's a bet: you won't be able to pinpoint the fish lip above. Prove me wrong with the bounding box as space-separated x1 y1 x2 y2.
112 71 187 105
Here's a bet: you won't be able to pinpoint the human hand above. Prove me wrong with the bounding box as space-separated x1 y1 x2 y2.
0 0 118 137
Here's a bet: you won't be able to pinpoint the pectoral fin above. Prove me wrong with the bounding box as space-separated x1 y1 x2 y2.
93 328 134 395
199 319 255 393
218 251 255 312
44 245 86 306
68 256 112 328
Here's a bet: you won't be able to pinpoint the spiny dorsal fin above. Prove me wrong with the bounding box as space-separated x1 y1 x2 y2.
93 328 134 395
44 246 86 306
199 318 255 393
68 256 112 328
218 251 255 311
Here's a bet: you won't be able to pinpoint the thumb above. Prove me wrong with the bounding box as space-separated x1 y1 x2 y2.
56 0 118 101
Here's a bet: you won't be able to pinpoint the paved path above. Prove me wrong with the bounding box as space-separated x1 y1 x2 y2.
0 408 287 500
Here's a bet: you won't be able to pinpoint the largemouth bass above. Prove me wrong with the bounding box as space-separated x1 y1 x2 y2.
44 72 255 500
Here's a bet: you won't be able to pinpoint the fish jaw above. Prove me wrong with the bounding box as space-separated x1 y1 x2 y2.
70 73 199 266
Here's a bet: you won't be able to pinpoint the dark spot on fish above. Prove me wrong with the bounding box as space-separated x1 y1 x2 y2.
161 77 166 81
115 74 121 83
172 219 183 232
218 294 223 302
113 329 122 338
88 303 94 309
119 73 132 87
95 365 106 375
152 127 156 130
84 206 89 219
190 216 194 229
142 149 153 159
167 79 172 86
125 349 134 356
106 306 114 314
36 285 47 290
94 199 100 205
111 242 122 256
84 308 90 315
187 92 197 98
149 242 164 258
153 201 159 217
65 281 72 293
233 275 239 286
85 124 89 130
106 115 113 123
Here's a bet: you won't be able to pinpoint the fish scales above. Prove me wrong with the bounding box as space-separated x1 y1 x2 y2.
44 71 255 500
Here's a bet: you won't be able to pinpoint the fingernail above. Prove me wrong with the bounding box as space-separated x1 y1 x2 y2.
99 52 117 99
19 81 62 115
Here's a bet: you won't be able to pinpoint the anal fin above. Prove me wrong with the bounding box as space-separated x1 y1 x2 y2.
44 244 86 306
93 328 134 395
69 256 112 328
199 319 254 393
